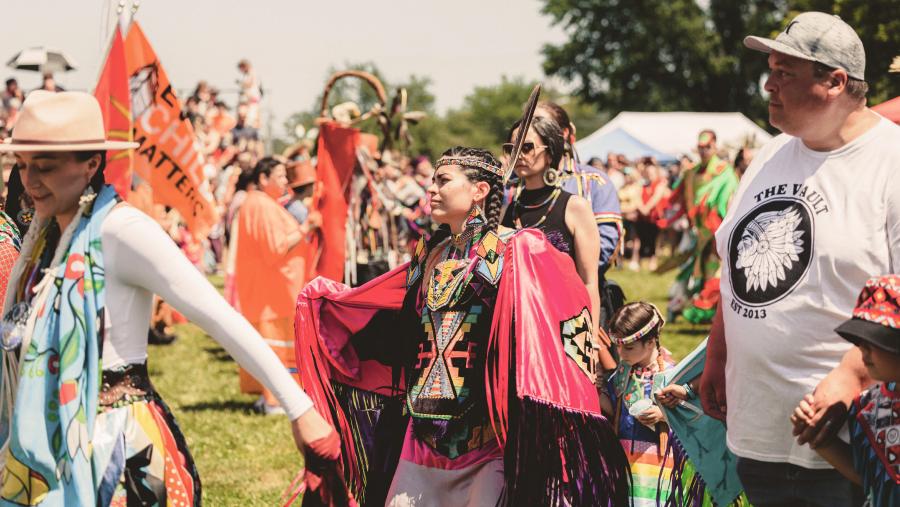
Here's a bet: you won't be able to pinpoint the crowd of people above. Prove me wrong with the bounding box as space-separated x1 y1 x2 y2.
577 129 754 328
0 10 896 507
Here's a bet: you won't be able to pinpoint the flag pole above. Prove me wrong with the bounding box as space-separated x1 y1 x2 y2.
95 0 139 91
120 0 140 36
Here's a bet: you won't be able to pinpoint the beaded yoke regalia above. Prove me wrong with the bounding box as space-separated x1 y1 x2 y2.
608 349 676 507
295 158 630 506
405 210 503 459
658 155 738 324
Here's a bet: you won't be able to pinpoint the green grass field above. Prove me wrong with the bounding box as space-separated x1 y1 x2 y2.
609 268 712 360
148 268 710 504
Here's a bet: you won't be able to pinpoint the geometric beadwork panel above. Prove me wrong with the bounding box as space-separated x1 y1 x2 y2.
559 307 598 383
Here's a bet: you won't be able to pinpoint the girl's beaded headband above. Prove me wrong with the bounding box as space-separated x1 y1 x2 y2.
612 304 665 345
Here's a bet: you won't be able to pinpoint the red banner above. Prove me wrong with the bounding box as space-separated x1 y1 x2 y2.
124 22 216 237
93 26 133 198
306 122 359 281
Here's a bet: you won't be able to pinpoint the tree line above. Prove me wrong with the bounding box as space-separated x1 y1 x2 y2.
277 1 898 158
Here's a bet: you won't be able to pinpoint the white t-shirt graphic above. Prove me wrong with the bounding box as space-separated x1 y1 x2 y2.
716 117 900 468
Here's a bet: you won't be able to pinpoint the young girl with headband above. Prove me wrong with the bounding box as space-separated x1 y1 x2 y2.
603 301 677 506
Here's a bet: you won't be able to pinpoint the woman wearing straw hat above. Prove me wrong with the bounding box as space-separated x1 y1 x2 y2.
0 90 337 505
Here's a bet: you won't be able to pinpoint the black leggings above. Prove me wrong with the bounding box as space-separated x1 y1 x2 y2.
635 221 659 258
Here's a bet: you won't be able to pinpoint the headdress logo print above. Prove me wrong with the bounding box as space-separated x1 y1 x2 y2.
727 197 814 307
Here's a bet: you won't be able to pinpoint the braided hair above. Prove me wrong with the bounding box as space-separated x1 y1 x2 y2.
427 146 504 250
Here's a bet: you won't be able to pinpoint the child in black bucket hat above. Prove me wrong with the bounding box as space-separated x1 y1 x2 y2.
792 275 900 507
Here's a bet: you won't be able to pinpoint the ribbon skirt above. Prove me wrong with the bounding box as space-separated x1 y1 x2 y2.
93 366 201 507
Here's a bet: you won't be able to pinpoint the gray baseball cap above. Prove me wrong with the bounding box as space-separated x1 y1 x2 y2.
744 11 866 81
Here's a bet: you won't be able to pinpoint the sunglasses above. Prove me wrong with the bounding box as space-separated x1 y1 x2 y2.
502 141 548 157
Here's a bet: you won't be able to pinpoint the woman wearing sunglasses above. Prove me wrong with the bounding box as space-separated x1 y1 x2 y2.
502 117 615 369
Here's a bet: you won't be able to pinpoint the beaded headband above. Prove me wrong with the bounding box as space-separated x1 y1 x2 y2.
612 304 665 345
435 156 503 178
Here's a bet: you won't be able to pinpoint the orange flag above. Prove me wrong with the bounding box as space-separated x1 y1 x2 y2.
93 26 133 198
124 22 215 236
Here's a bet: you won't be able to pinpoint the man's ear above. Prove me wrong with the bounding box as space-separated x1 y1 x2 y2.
828 69 849 99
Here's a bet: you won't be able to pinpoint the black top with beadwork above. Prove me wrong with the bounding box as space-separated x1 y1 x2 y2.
503 185 575 259
406 245 498 459
350 220 511 459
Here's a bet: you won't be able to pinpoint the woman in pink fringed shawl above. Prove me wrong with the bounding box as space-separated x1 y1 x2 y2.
294 147 630 506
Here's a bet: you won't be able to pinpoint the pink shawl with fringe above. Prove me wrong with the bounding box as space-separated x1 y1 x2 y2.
294 229 625 505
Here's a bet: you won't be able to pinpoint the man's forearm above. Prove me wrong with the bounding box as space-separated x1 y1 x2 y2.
815 439 862 486
707 304 727 360
822 347 872 404
283 228 303 252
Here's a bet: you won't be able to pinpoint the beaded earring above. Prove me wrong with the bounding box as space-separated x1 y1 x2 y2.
543 167 560 187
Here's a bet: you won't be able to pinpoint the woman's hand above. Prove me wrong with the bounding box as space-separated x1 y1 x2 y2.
306 210 323 230
291 409 347 504
291 408 339 458
636 405 666 428
656 384 688 408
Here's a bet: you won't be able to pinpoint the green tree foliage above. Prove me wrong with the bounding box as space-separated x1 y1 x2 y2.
540 0 900 125
440 76 608 154
282 65 604 159
785 0 900 104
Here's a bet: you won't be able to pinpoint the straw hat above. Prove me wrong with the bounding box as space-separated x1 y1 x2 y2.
287 160 316 188
0 90 139 152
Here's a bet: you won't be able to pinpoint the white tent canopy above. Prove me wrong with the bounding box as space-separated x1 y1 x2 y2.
576 111 773 163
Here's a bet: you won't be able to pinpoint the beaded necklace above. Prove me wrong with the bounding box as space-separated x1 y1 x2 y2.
450 223 477 250
16 223 55 304
1 221 56 351
515 184 560 210
425 211 485 310
512 184 563 229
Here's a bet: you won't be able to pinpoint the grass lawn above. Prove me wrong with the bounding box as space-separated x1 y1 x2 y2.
148 269 710 504
608 267 712 360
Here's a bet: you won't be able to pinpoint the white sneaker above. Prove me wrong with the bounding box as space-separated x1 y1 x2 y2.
252 396 286 416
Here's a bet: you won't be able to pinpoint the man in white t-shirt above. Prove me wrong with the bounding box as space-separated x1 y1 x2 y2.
699 12 900 506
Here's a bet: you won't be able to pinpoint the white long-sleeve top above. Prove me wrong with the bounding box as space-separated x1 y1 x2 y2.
100 205 312 420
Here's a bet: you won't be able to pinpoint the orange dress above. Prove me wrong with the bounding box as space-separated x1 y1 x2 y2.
234 190 308 403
